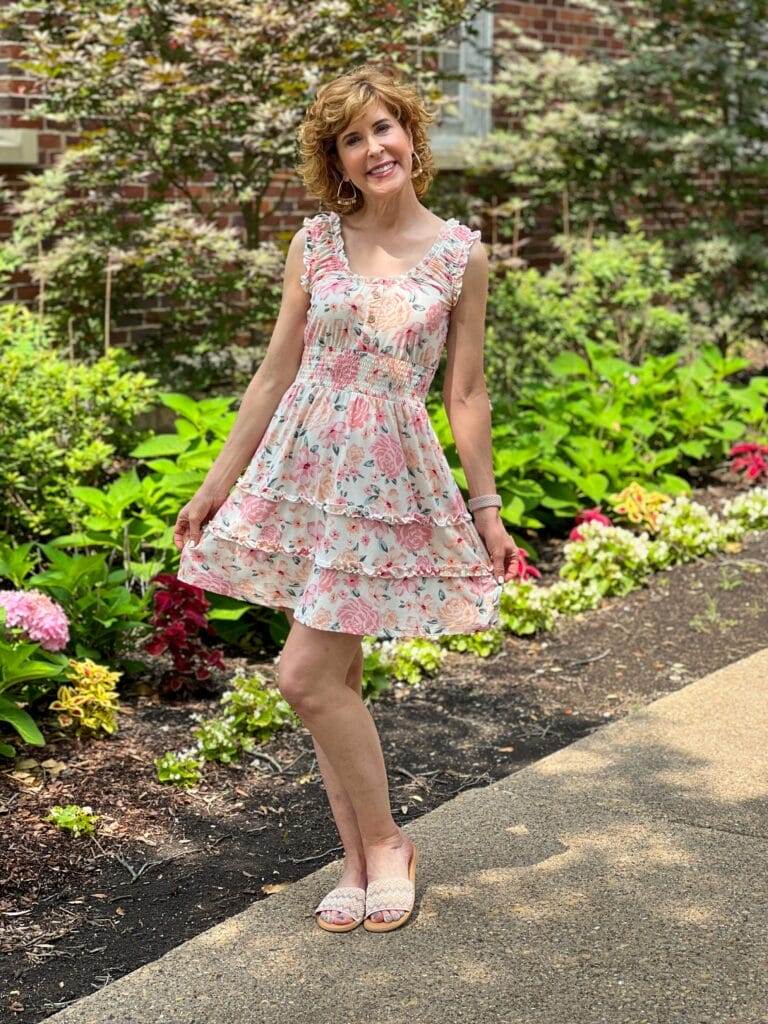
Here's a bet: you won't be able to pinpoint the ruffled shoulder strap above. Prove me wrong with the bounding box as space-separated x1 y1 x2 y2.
440 221 482 308
299 212 338 295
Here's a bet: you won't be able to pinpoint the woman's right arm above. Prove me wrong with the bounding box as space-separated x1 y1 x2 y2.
173 226 310 550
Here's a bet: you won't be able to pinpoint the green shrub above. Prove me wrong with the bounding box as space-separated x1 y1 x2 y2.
0 303 157 541
435 338 768 553
482 222 699 405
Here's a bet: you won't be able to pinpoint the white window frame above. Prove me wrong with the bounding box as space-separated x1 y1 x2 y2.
419 9 494 169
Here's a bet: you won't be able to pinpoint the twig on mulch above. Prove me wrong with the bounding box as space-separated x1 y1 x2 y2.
564 648 611 667
290 844 344 864
248 751 284 773
391 766 437 791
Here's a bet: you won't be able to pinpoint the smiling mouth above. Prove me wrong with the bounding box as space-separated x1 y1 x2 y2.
368 161 397 176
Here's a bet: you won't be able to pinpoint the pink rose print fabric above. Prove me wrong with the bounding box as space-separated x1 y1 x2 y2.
176 210 501 639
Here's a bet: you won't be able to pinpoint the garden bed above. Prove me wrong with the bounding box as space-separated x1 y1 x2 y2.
1 479 767 1024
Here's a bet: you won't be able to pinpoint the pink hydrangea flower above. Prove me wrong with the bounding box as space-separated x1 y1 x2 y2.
0 588 70 652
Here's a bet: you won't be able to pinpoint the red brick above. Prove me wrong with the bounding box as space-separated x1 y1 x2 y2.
38 132 63 149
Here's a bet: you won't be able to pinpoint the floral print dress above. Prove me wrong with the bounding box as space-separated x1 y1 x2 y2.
176 210 502 639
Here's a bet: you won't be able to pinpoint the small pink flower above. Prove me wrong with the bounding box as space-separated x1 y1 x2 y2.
0 588 70 652
291 446 322 487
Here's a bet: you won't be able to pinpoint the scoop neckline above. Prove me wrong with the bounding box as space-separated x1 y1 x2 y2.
329 210 457 284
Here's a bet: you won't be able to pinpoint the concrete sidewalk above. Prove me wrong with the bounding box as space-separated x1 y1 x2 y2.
49 649 768 1024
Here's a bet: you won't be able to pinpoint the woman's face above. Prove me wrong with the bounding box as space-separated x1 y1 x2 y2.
334 102 414 201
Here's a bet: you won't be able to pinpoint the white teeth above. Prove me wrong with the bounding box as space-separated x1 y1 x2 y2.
369 161 396 176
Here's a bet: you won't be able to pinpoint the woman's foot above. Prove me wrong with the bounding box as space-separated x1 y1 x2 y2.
317 859 367 926
364 826 417 924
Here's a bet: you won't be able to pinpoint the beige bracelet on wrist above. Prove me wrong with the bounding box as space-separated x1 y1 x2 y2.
467 493 502 513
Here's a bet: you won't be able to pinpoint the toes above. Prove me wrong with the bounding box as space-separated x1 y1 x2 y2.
319 910 348 923
322 910 351 924
378 910 403 923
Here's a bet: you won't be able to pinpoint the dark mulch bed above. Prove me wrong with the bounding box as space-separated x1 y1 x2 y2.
1 476 767 1024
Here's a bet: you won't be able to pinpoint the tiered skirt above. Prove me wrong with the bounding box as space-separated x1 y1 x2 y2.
176 373 501 639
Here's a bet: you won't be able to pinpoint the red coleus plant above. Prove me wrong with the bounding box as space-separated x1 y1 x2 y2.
729 442 768 483
510 545 541 580
144 573 226 698
569 506 614 542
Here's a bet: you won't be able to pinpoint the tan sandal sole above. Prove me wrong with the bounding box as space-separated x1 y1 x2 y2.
314 884 366 932
363 846 418 933
315 913 362 932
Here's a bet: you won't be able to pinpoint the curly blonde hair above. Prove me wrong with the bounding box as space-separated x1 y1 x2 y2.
296 63 437 215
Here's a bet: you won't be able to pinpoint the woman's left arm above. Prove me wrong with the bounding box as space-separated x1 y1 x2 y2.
441 239 519 584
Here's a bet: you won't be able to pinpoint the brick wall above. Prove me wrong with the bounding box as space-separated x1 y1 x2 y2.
0 3 622 337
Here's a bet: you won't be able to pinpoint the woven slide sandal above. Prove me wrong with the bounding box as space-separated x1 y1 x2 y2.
363 846 418 933
313 885 366 932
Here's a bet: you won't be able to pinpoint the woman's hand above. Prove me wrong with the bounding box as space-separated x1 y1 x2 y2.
472 508 520 584
173 485 230 552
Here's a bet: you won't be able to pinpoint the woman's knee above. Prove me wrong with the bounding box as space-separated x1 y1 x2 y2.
276 664 310 709
277 653 336 712
276 633 362 709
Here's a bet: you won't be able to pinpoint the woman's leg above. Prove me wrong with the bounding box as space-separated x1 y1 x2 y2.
281 607 366 925
277 611 415 926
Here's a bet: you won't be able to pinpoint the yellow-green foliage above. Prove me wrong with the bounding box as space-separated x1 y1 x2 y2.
607 480 672 532
218 671 299 743
379 638 446 685
438 629 504 657
48 658 122 737
47 803 100 836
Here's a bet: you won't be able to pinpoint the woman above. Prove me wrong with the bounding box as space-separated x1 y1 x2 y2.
174 64 519 934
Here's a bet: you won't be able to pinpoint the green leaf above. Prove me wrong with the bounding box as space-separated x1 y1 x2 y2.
130 434 190 457
0 696 46 747
549 351 590 377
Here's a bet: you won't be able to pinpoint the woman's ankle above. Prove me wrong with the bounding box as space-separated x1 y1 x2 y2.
342 850 366 873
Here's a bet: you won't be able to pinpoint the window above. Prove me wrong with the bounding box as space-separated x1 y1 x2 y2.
416 9 494 169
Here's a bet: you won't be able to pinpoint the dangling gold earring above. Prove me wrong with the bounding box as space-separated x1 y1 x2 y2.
336 176 358 205
411 151 423 177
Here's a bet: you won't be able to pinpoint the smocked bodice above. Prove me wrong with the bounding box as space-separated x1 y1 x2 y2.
296 211 481 405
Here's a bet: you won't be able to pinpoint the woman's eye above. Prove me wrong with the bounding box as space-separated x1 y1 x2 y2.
347 124 390 145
